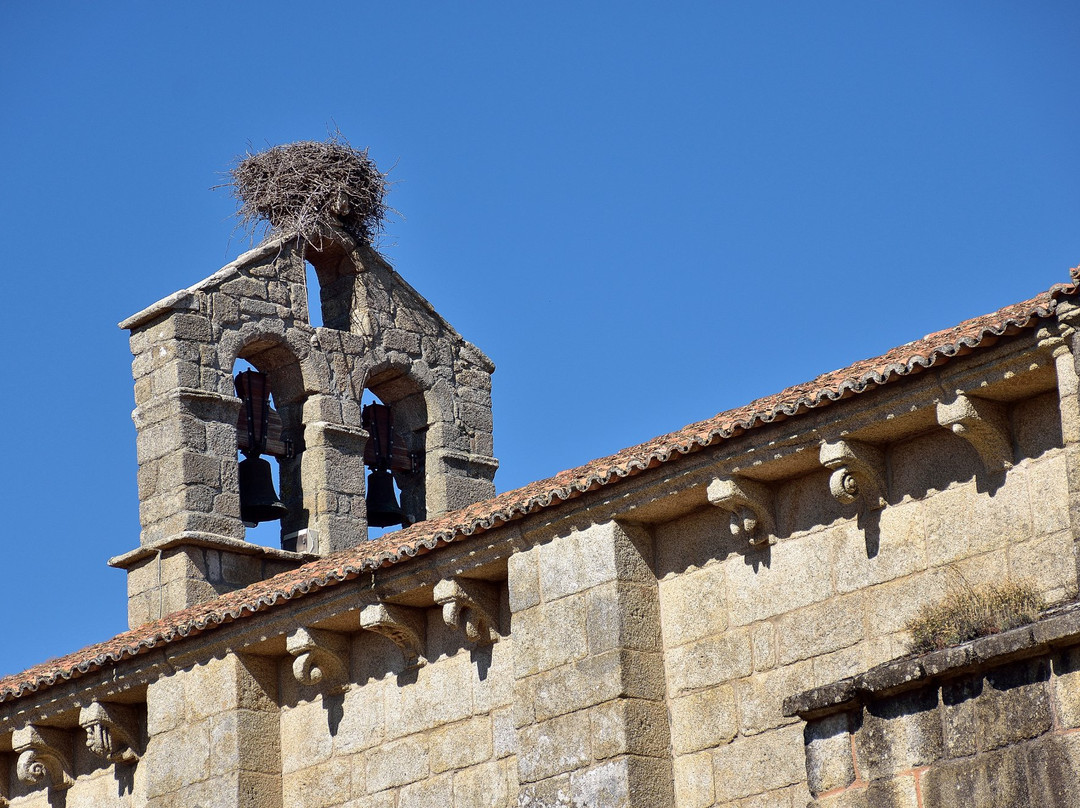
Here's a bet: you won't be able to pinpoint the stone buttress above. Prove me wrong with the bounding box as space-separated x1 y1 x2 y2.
110 231 498 628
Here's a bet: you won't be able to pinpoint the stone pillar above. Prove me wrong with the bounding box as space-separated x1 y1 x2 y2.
143 653 281 808
426 447 499 517
301 395 368 553
508 520 674 807
135 388 244 546
1041 302 1080 583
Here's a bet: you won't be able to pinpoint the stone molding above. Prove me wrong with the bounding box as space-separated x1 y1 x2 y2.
707 475 776 545
936 393 1013 474
78 701 141 764
434 578 499 645
784 602 1080 721
360 603 426 667
12 725 74 791
286 626 350 691
819 439 886 510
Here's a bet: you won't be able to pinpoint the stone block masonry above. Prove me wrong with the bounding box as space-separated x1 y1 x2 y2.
114 230 499 626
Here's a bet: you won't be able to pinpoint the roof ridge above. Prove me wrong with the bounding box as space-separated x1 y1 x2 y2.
2 273 1076 703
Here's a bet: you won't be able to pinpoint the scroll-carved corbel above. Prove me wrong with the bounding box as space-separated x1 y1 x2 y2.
707 476 776 546
79 702 141 763
287 627 350 690
820 440 886 509
434 578 500 645
12 725 74 791
360 603 426 667
936 394 1012 474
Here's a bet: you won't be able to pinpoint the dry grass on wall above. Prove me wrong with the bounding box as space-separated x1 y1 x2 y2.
906 580 1045 654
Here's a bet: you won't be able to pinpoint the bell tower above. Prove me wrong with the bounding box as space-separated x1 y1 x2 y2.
110 228 498 628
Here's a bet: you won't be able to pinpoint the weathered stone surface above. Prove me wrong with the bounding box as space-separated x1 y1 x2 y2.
282 758 352 808
921 746 1032 808
516 710 592 783
776 594 865 666
725 531 835 627
513 595 590 678
365 736 430 792
586 581 663 655
666 628 753 695
428 716 492 774
672 751 714 808
508 546 541 613
570 756 673 808
711 724 806 803
669 686 738 755
783 678 857 719
1026 732 1080 808
804 713 855 797
450 759 514 807
735 661 813 736
973 658 1051 751
856 689 942 780
657 564 728 648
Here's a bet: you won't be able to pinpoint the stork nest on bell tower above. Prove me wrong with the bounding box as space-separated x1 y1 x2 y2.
228 134 389 247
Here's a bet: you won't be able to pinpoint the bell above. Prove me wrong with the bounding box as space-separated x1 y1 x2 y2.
366 468 406 528
238 455 288 525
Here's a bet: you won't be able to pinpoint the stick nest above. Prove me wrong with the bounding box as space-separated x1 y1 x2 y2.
228 136 389 246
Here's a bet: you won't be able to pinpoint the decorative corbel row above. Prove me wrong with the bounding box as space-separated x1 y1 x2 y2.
78 702 141 764
360 603 427 667
819 440 886 510
287 627 350 691
936 394 1012 474
434 578 500 645
12 725 74 791
706 476 776 546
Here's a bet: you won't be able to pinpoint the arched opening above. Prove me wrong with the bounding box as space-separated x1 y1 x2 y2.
304 260 324 328
363 367 429 538
233 358 289 548
303 237 357 332
230 340 307 551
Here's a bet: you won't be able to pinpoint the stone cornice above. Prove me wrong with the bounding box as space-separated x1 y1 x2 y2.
784 602 1080 721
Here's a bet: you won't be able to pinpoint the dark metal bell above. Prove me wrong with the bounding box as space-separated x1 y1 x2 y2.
238 455 288 525
366 468 406 528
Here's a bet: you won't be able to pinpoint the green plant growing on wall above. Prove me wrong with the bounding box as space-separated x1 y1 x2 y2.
906 580 1045 654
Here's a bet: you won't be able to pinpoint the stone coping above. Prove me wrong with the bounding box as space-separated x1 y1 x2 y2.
783 601 1080 720
118 239 287 330
108 531 316 569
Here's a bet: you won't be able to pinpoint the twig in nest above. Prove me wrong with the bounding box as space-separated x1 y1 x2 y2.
226 134 389 247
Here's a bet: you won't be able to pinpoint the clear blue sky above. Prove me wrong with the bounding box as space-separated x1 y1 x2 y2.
1 2 1078 678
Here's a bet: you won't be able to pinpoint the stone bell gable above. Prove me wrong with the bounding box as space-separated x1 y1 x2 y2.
111 229 497 628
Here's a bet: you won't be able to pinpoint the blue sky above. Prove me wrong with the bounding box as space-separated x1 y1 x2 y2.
1 2 1078 678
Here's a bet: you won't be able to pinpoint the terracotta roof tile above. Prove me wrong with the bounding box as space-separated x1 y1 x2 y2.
2 272 1077 704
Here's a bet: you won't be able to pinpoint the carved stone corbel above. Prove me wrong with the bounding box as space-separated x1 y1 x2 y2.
1055 299 1080 342
12 725 74 791
360 603 426 667
707 476 776 546
936 394 1012 474
78 702 141 764
819 440 886 509
286 627 350 690
1039 301 1080 444
434 578 499 645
